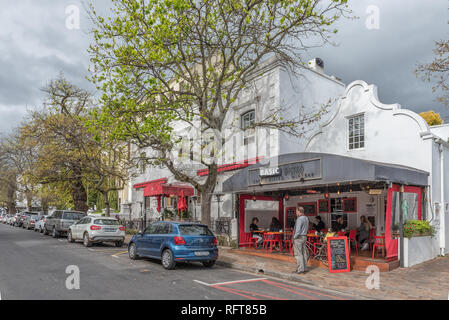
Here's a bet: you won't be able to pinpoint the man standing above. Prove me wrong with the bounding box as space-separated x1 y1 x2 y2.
293 207 309 274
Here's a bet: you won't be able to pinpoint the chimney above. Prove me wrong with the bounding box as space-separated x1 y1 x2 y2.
308 58 324 74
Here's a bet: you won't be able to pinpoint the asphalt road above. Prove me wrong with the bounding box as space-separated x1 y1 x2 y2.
0 222 354 300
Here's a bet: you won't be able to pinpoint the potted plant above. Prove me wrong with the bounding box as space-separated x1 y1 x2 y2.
403 220 435 239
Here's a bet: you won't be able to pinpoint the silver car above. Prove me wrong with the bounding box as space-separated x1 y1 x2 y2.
68 216 125 247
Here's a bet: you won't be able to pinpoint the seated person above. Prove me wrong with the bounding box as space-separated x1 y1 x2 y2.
312 216 325 233
269 217 281 232
332 216 346 232
357 215 373 250
250 217 263 247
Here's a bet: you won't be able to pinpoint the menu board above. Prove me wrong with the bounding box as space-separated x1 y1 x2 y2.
327 237 351 273
286 207 296 229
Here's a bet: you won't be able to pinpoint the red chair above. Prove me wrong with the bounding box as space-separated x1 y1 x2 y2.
263 232 282 253
372 236 386 259
240 233 258 248
368 228 376 250
337 231 346 236
283 233 293 254
321 228 328 233
348 229 359 255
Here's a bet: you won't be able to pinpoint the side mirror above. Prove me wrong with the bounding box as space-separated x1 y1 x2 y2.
138 231 143 236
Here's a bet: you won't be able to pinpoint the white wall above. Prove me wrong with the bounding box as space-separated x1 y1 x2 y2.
279 66 345 155
306 81 432 173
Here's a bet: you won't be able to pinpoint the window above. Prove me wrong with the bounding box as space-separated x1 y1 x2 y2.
242 110 256 148
241 110 255 130
178 224 213 236
348 114 364 150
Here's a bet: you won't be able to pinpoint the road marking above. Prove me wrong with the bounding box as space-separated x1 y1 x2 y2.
194 278 266 287
111 251 128 257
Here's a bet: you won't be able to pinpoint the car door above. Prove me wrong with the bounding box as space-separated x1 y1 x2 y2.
152 223 171 257
139 224 157 257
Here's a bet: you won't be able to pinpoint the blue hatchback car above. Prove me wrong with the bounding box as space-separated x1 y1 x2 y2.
128 221 218 269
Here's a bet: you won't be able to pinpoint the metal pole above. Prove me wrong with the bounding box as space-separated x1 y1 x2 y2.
399 185 404 268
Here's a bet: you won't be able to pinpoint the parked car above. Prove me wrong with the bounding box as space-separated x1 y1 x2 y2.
23 212 41 230
34 215 49 233
128 221 218 270
44 210 86 238
68 216 125 247
0 213 6 223
15 212 33 228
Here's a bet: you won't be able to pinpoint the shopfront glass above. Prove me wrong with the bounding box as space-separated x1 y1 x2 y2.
390 191 419 235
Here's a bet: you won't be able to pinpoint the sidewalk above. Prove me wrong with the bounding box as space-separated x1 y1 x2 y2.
216 247 449 300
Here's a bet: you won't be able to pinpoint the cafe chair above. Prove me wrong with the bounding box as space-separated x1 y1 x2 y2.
372 236 386 259
283 233 293 254
263 232 282 253
337 231 346 236
348 230 359 255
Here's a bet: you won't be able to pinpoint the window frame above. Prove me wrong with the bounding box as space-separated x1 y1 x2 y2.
347 113 365 150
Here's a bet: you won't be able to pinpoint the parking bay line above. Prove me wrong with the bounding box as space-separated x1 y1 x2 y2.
193 278 267 287
111 251 129 257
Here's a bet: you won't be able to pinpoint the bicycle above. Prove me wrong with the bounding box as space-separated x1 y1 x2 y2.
305 237 329 267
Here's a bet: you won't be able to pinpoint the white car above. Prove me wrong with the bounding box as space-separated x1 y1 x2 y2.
34 215 49 233
68 216 125 247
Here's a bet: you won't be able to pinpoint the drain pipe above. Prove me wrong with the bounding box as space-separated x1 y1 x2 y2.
436 139 446 256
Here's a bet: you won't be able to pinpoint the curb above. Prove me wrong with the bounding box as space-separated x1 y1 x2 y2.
216 259 374 300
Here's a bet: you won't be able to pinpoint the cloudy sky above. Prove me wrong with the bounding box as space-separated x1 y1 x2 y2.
0 0 448 134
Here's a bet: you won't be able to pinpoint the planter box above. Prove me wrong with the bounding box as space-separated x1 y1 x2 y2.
399 235 440 267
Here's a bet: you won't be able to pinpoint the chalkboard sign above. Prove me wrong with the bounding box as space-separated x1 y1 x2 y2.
286 207 296 229
327 236 351 273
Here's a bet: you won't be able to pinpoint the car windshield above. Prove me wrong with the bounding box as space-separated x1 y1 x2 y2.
94 219 119 225
62 212 85 220
178 225 213 236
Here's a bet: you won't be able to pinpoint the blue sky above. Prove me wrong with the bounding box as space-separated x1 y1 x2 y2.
0 0 448 134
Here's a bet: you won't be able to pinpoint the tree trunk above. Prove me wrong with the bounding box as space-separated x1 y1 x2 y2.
200 188 214 228
7 186 16 214
26 189 32 211
103 191 111 217
70 178 88 213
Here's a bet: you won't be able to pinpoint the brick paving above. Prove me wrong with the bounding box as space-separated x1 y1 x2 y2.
216 247 449 300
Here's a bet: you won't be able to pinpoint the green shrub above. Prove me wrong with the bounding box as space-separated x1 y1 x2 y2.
403 220 435 239
125 228 139 235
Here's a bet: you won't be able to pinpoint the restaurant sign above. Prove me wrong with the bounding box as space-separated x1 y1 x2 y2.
248 158 322 186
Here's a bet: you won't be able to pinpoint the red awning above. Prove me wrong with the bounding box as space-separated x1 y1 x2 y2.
144 183 194 197
196 157 263 176
133 177 194 197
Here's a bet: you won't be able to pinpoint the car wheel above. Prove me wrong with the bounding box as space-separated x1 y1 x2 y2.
83 233 92 247
128 243 139 260
115 240 124 247
68 231 75 243
52 227 58 238
202 260 216 268
161 249 176 270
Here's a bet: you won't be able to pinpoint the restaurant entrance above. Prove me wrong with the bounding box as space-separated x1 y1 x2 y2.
223 152 429 271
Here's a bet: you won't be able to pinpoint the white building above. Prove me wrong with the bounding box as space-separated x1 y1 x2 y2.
125 56 345 228
127 57 449 269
